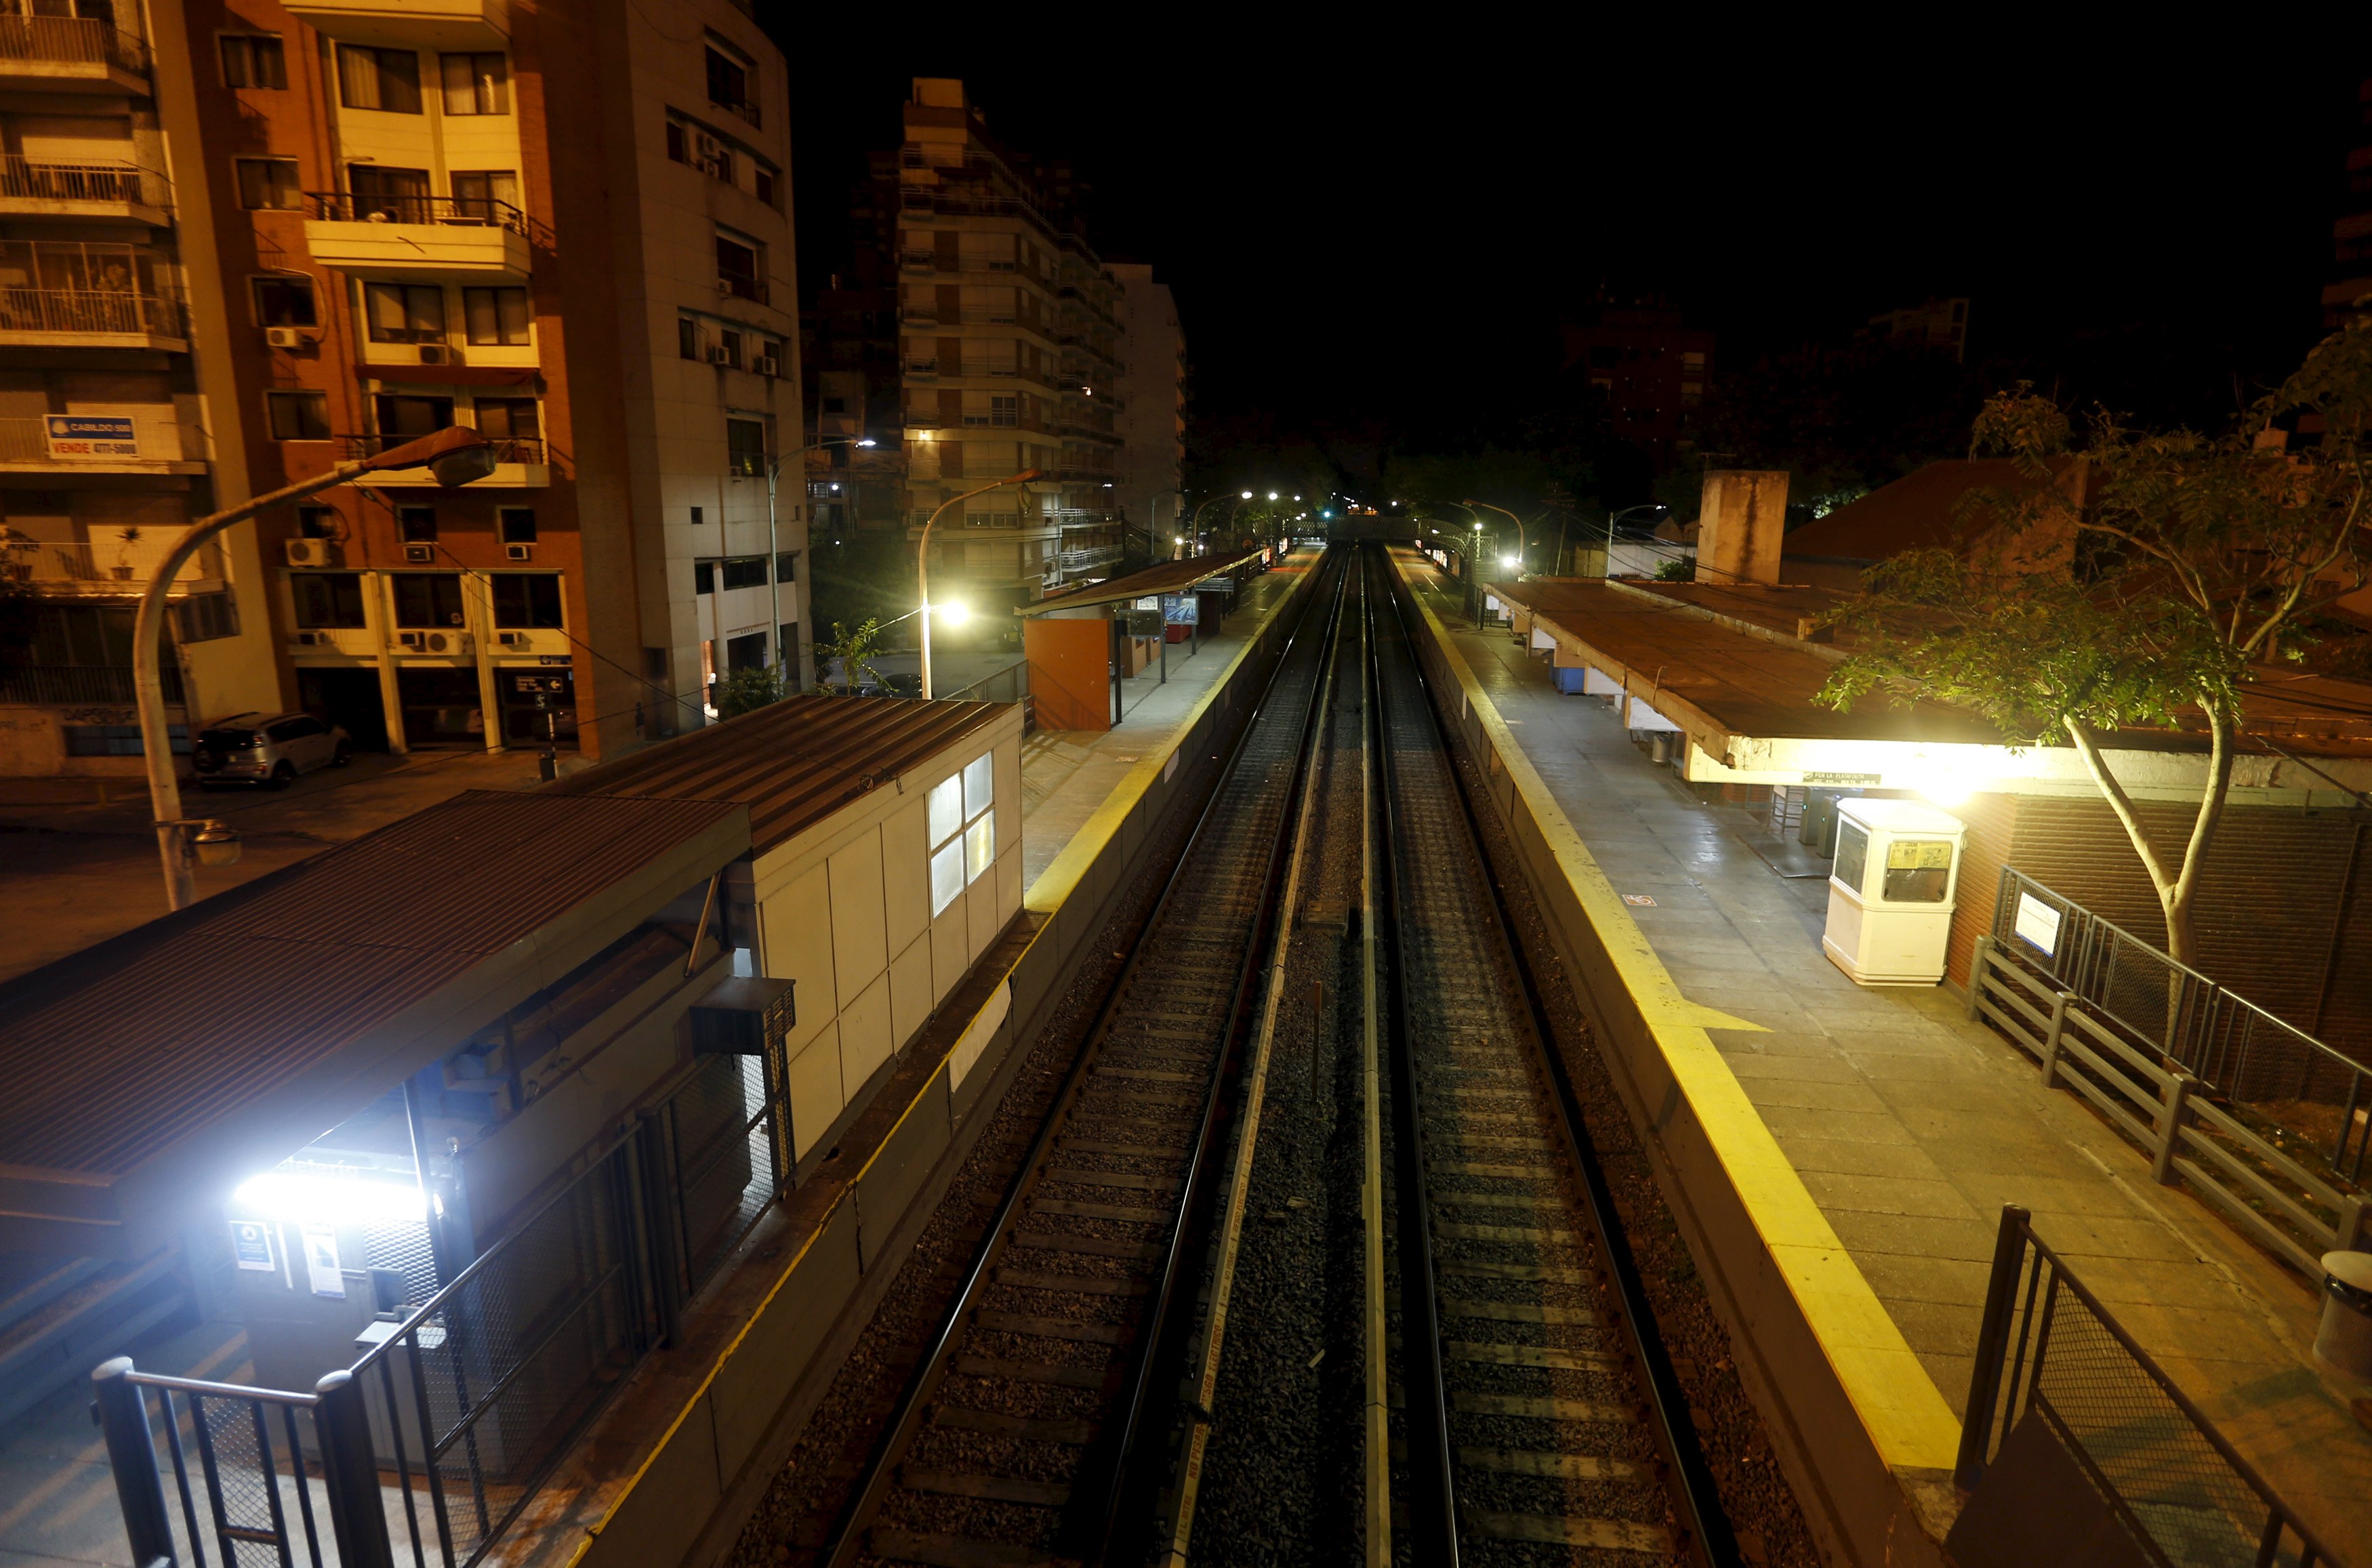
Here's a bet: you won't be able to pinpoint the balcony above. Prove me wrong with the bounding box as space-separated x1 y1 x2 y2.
340 432 548 487
0 413 205 474
304 193 531 278
2 536 222 598
0 14 148 93
718 271 770 306
281 0 509 51
0 285 186 350
0 157 169 222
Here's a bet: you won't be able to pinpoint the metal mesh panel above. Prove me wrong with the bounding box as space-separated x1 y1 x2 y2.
672 1052 775 1290
188 1391 311 1567
367 1216 442 1308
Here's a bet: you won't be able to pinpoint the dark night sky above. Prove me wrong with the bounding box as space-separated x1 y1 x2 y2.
754 20 2361 458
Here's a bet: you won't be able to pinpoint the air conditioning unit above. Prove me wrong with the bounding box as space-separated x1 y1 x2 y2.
505 543 532 561
403 542 435 564
498 630 526 647
417 344 448 365
756 356 780 377
264 326 305 350
283 537 334 567
398 629 468 655
706 344 731 365
293 630 320 646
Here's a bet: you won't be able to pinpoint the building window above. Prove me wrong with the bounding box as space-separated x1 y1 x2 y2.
718 329 742 369
291 572 365 628
349 164 428 222
392 573 465 627
720 555 766 589
234 158 302 211
926 751 995 917
774 550 796 582
705 46 756 125
476 397 539 449
220 33 287 89
337 45 422 114
375 394 454 438
450 170 518 223
497 508 536 544
397 506 436 543
725 630 766 670
253 274 316 327
364 282 445 344
990 395 1017 427
694 560 714 595
665 121 687 164
462 285 529 344
492 573 562 627
296 506 338 539
439 52 508 115
725 417 766 476
716 234 763 302
677 316 699 360
755 167 776 207
265 390 329 441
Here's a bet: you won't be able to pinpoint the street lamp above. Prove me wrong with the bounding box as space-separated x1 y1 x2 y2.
137 425 493 909
762 435 877 684
918 467 1044 699
1464 497 1527 579
1601 503 1666 577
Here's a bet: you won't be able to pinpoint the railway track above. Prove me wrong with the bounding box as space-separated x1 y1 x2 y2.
1363 545 1735 1565
815 552 1352 1568
813 543 1738 1567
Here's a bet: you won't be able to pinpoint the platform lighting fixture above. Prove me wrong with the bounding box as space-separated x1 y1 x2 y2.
1267 491 1279 500
235 1170 428 1224
1502 554 1521 570
1241 490 1252 499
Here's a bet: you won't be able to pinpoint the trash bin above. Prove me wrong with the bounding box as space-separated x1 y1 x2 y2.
2315 1250 2372 1378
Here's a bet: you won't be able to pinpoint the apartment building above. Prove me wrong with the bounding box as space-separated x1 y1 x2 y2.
1109 260 1184 557
0 0 279 776
1560 295 1713 476
810 79 1126 621
148 0 803 762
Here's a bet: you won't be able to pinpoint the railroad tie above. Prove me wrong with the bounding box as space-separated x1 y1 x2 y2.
995 1268 1149 1296
948 1354 1116 1392
927 1404 1099 1445
899 1468 1074 1508
1464 1510 1674 1555
1452 1390 1633 1423
1007 1231 1162 1260
973 1309 1131 1345
1458 1446 1639 1481
867 1526 1069 1568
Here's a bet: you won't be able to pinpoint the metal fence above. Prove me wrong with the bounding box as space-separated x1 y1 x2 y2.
0 661 182 704
1989 867 2372 1180
0 154 167 205
1974 869 2370 1281
1955 1206 2347 1568
0 284 184 339
96 1045 792 1568
0 14 147 72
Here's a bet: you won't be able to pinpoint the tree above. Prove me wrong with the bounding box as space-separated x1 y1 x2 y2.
815 617 885 695
1818 321 2372 966
714 665 783 718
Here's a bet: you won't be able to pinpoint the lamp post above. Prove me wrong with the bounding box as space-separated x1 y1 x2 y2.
1463 498 1527 579
138 426 493 910
918 467 1044 699
1601 502 1665 578
764 436 876 688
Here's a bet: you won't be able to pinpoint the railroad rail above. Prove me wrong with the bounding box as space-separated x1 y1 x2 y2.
815 552 1353 1568
1364 543 1736 1564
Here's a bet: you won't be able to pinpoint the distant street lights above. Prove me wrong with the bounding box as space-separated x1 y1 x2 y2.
138 426 495 909
1463 498 1527 578
1602 503 1666 577
917 468 1044 698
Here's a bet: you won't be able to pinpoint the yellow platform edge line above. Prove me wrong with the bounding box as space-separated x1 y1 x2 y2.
1399 559 1962 1471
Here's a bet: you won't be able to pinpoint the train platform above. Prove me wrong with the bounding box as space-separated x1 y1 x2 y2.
1019 551 1313 890
1397 554 2372 1553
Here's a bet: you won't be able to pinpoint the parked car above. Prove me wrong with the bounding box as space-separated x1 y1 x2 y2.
881 673 924 698
191 711 351 789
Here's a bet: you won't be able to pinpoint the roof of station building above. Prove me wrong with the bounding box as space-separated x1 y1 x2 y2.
552 693 1010 852
1017 545 1269 616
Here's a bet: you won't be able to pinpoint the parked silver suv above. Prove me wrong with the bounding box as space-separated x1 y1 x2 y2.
191 711 351 789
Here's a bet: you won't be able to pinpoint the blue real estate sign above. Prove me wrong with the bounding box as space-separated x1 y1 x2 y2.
44 415 138 459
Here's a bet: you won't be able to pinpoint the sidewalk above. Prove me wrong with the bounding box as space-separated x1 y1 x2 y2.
1402 560 2372 1549
1019 555 1310 890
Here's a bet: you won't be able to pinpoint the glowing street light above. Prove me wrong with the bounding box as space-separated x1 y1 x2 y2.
918 467 1043 699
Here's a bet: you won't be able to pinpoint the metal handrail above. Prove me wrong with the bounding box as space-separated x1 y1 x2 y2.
0 14 146 71
0 154 167 205
306 190 527 234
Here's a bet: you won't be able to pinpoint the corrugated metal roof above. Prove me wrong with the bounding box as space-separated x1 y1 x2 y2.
1016 545 1268 615
552 694 1007 853
0 791 744 1179
1782 458 2081 562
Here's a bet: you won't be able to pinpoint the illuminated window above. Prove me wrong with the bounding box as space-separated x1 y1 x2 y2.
928 751 996 916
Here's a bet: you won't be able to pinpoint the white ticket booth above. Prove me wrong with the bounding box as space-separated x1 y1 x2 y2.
1822 798 1967 985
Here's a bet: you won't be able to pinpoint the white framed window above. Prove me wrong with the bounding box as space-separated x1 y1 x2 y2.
928 751 996 917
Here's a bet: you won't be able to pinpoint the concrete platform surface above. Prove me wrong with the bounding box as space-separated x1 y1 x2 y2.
1406 560 2372 1552
1020 552 1311 890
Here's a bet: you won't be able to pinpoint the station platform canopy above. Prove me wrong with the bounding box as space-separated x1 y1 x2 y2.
1017 545 1268 617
